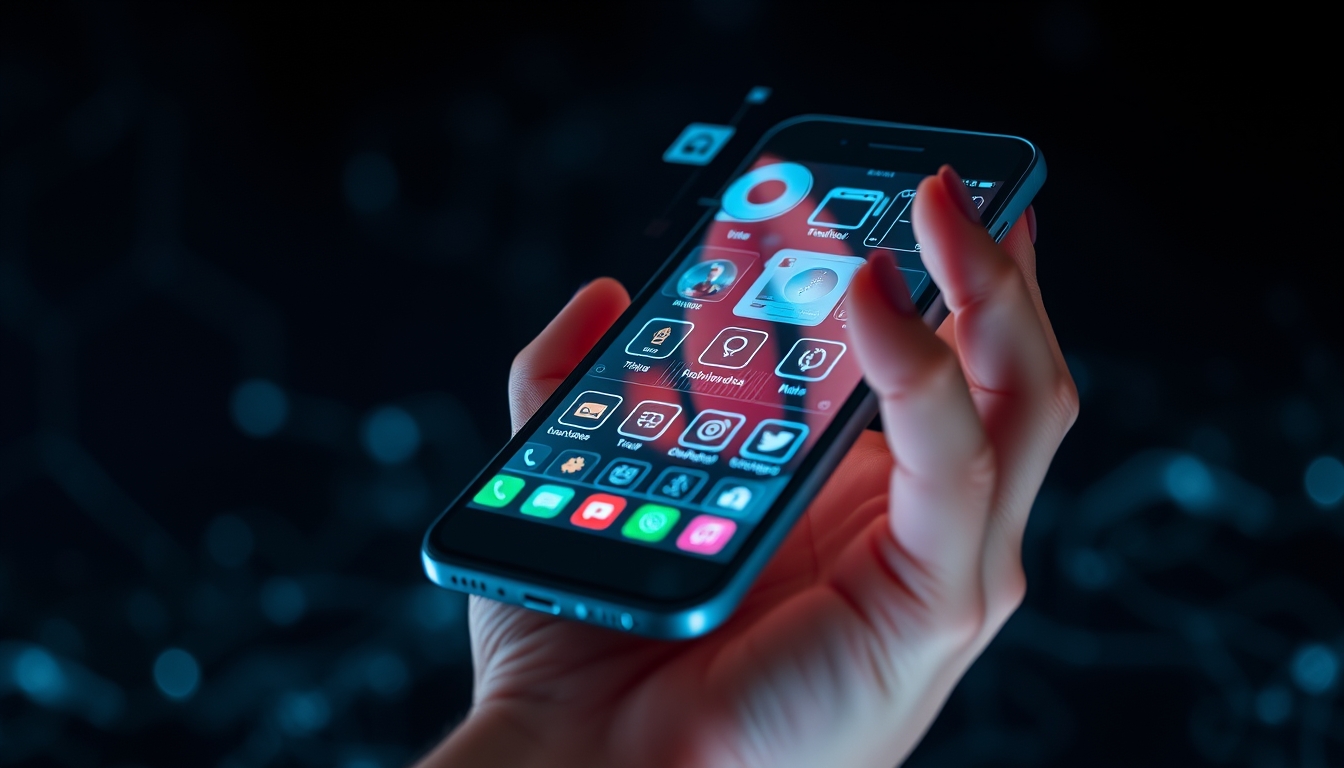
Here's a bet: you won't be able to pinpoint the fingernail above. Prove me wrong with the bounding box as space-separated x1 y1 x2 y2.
939 165 982 223
869 252 915 316
1026 206 1037 244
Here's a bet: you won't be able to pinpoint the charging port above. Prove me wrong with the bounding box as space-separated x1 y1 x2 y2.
521 594 560 615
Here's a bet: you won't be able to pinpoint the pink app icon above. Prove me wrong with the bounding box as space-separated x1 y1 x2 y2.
675 515 738 556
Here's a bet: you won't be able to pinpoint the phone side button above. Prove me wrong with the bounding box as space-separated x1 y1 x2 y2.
521 594 561 615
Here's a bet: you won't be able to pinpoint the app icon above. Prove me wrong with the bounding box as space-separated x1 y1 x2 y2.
714 162 814 223
545 450 600 482
622 504 681 542
661 247 758 303
617 401 683 441
775 339 847 381
733 250 866 327
678 410 747 452
676 515 738 555
596 459 652 491
864 189 918 251
650 467 710 502
662 123 735 166
472 474 525 508
557 391 623 430
739 419 810 464
505 442 553 472
807 188 885 230
571 493 627 530
697 327 769 370
626 318 694 360
706 478 760 516
519 484 575 518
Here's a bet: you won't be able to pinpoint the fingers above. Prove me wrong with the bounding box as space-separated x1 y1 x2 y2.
508 278 629 433
843 252 995 608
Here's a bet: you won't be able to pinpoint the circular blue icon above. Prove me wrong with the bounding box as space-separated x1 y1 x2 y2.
719 162 813 222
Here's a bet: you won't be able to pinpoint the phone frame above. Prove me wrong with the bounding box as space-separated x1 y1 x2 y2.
422 115 1046 639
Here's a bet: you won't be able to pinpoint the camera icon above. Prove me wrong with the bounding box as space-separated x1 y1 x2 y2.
677 410 746 452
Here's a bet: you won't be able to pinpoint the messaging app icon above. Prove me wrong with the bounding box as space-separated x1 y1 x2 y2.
621 504 681 543
519 484 575 519
676 515 738 556
739 419 809 464
471 474 525 508
570 493 627 531
557 390 623 430
775 338 847 381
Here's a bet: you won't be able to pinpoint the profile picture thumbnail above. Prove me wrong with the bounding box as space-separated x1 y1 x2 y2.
662 247 757 304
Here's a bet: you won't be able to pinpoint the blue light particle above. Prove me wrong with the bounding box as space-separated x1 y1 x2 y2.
344 152 399 215
1254 685 1292 725
14 647 66 704
1291 644 1338 694
1304 456 1344 508
411 585 460 631
259 578 307 626
362 406 421 465
205 514 255 568
365 652 408 697
153 648 200 701
277 690 331 734
230 379 289 438
1164 454 1216 513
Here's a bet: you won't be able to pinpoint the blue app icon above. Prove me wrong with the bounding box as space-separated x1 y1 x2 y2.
663 123 735 166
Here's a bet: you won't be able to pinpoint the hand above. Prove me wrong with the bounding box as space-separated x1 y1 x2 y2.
419 167 1078 768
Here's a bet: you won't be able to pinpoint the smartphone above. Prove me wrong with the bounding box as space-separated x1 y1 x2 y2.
422 116 1045 639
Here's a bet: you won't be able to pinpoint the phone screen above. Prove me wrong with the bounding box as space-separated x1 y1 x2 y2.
464 154 1001 562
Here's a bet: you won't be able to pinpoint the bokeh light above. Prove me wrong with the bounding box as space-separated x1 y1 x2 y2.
153 648 201 701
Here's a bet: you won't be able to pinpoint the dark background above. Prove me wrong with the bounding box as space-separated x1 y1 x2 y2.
1 3 1341 767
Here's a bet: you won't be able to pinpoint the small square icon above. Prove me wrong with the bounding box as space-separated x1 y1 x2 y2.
621 504 681 542
661 247 758 304
545 450 600 482
626 318 694 360
678 410 746 452
807 188 885 230
571 493 627 530
775 339 847 381
663 123 735 166
697 327 769 370
617 401 683 441
472 474 525 508
705 478 761 517
519 484 575 518
738 419 809 464
505 442 553 472
596 459 652 491
732 250 866 327
649 467 710 502
676 515 738 555
557 390 623 430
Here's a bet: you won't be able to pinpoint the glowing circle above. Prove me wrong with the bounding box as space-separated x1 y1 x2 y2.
362 406 421 465
230 379 289 438
1254 685 1292 725
260 577 307 626
719 162 813 222
1164 454 1216 513
14 647 65 703
153 648 200 701
1304 455 1344 508
1292 644 1338 694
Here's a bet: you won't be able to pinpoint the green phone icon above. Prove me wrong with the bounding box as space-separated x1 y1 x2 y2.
520 485 575 518
621 504 681 542
473 474 525 508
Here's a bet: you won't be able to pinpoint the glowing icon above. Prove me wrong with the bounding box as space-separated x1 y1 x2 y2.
520 484 575 518
678 410 746 451
722 335 749 357
545 450 600 482
637 412 664 428
561 456 586 474
574 402 608 420
471 474 525 508
557 390 623 429
597 459 651 490
776 338 847 381
622 504 681 542
571 493 627 530
617 401 683 440
626 318 694 360
676 515 737 555
506 442 552 472
651 327 672 345
756 431 795 452
715 162 813 222
650 467 709 502
716 485 753 511
739 419 810 463
698 327 768 369
663 123 735 166
807 187 885 230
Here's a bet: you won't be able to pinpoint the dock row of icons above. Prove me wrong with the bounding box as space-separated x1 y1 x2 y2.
505 441 764 514
626 318 848 380
473 475 739 555
556 392 809 461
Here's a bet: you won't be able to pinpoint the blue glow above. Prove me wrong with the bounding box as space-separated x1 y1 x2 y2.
365 652 408 697
259 578 307 626
1304 456 1344 508
362 406 421 465
411 585 460 631
230 379 289 438
14 647 66 704
277 690 331 734
1164 455 1216 513
126 591 169 638
686 610 706 635
744 85 772 104
343 152 399 215
1291 644 1338 694
1068 548 1112 589
205 514 254 568
153 648 200 701
1254 685 1292 725
343 759 381 768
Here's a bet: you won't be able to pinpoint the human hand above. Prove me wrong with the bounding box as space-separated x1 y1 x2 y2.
419 166 1078 768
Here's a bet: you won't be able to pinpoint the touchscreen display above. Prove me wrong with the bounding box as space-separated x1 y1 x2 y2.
467 156 999 561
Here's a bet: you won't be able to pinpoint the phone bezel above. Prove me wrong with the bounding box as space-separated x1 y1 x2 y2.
423 115 1040 621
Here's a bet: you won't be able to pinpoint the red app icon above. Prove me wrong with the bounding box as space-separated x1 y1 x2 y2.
570 493 627 530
